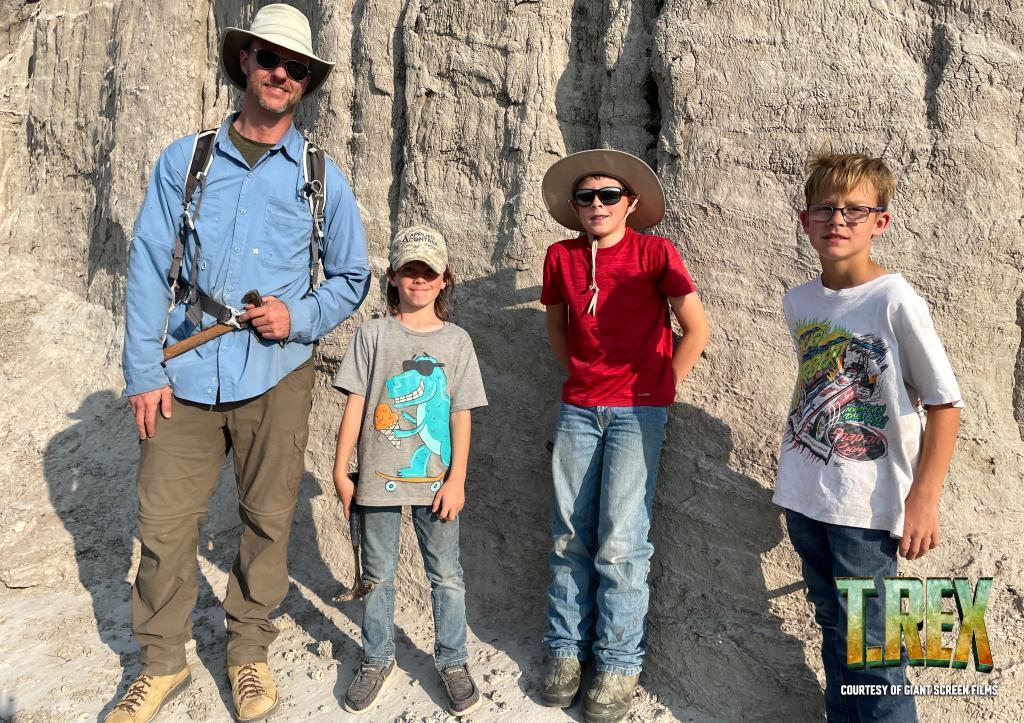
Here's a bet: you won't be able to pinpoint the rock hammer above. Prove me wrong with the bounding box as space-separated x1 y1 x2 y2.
162 289 263 361
335 472 374 603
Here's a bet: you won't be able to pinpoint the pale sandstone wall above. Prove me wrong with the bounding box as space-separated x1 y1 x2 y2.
1 1 1021 719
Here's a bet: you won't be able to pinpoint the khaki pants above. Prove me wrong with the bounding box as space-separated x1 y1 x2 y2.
132 361 314 675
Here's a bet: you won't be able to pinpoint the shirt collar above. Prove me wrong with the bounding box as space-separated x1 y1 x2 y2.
215 112 304 165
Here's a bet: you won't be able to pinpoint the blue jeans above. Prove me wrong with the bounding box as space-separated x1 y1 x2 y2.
786 509 919 723
544 403 668 675
358 506 468 670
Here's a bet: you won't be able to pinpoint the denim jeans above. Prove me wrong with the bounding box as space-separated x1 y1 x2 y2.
358 505 468 670
544 403 669 675
786 509 919 723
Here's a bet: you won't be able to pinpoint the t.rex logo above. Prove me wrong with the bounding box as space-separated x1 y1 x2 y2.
377 354 451 485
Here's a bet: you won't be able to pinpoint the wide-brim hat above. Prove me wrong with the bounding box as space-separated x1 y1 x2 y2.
541 149 666 231
220 4 334 97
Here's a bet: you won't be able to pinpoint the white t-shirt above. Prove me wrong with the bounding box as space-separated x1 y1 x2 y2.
773 274 963 536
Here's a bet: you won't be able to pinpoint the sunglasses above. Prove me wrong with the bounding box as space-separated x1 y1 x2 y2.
402 358 445 376
571 187 630 207
253 47 310 83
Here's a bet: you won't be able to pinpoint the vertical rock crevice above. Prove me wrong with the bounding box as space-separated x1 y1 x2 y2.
387 0 413 234
1015 293 1024 442
555 0 661 167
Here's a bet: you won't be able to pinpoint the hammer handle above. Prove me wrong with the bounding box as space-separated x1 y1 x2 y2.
162 324 234 361
162 289 263 362
347 472 361 547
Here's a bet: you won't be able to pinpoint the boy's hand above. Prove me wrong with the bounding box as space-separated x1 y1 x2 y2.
333 469 355 520
432 477 465 521
900 491 940 560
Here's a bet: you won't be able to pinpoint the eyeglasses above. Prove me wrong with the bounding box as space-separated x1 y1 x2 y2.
572 187 630 207
253 48 310 83
402 358 445 376
807 204 886 223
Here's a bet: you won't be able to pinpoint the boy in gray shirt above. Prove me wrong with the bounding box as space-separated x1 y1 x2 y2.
332 226 487 717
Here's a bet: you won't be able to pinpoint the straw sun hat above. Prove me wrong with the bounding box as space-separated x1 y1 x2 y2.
541 149 666 232
220 4 334 96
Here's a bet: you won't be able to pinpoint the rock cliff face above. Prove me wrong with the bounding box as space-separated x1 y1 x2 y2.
2 1 1021 719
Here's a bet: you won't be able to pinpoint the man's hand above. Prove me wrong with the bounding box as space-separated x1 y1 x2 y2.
900 491 941 560
129 386 172 440
432 477 465 521
241 295 291 340
333 469 355 520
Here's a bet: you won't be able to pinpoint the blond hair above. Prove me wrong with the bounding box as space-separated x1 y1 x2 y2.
804 152 896 209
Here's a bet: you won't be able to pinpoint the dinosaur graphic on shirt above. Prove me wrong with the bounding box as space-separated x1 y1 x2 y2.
374 354 451 490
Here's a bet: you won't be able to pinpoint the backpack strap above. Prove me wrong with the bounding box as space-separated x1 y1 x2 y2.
300 139 327 289
165 130 327 347
169 129 216 303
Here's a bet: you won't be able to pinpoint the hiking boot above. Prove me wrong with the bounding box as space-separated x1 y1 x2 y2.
344 659 397 714
227 662 278 721
583 671 639 723
439 663 482 717
540 657 581 707
104 668 191 723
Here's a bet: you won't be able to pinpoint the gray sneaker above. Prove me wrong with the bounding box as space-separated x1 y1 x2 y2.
439 663 482 717
583 671 639 723
344 659 396 714
540 657 582 707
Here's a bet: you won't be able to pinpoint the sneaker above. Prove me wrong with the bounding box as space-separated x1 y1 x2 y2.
103 668 191 723
583 671 639 723
344 659 397 714
227 662 278 721
540 657 581 707
439 663 482 717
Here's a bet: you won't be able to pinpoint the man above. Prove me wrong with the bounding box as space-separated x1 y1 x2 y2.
109 5 369 722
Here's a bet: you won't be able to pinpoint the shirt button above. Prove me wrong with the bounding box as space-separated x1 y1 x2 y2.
233 246 240 253
240 208 247 215
227 284 235 292
247 172 253 178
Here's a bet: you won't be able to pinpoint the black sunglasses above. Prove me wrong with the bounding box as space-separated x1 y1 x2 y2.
253 48 310 83
402 358 445 376
572 187 630 207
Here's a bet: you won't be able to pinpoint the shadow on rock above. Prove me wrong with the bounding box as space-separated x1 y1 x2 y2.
447 269 561 695
645 403 821 721
42 390 143 718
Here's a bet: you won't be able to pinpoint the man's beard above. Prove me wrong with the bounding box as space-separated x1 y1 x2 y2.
252 79 299 115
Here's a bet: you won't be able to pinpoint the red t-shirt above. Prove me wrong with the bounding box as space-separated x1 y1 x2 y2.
540 227 696 407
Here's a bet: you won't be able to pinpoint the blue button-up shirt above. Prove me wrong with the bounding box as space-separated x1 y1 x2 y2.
123 115 370 403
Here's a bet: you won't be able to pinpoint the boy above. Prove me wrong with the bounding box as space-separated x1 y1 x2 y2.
538 149 710 722
775 152 963 722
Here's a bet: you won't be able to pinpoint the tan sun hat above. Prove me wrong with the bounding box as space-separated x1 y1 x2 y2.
541 149 666 232
390 226 449 274
220 4 334 97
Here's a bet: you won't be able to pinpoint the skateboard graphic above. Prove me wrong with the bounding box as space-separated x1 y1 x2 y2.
374 470 445 493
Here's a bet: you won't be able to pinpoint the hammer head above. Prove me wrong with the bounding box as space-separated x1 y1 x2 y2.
334 581 374 603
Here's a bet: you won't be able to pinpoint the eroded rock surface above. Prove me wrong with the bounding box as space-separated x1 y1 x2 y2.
1 1 1021 720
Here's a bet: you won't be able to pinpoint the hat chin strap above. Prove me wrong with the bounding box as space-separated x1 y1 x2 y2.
586 239 599 316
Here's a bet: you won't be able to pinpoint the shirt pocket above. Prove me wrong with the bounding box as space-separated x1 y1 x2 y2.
259 197 313 271
191 191 221 251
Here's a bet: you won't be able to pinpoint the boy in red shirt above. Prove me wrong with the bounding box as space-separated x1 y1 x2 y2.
538 150 709 722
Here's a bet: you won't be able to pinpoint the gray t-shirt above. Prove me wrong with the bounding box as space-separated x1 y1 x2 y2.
333 316 488 506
